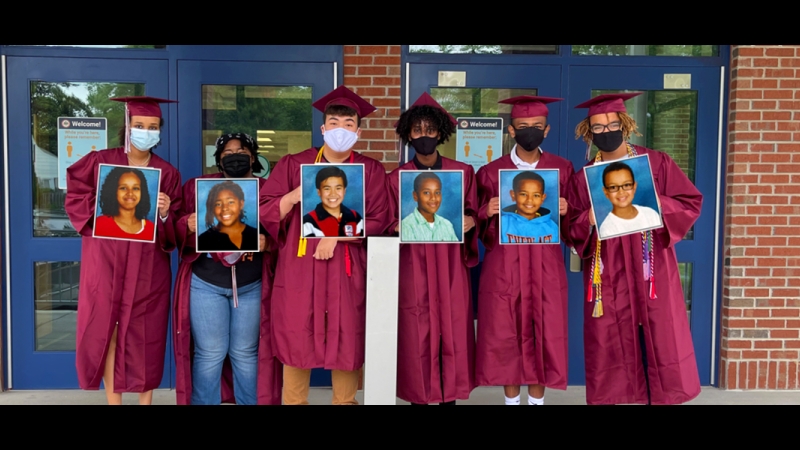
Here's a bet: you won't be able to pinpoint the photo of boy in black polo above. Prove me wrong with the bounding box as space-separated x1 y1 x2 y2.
302 165 364 238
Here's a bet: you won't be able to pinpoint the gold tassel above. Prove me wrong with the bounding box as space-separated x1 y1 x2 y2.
592 299 603 318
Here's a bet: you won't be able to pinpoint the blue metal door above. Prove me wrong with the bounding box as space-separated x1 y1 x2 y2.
176 59 335 387
565 65 723 385
6 56 171 389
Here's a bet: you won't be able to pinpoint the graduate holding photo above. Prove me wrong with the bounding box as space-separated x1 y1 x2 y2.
385 92 478 405
65 96 182 405
475 96 573 406
567 92 703 405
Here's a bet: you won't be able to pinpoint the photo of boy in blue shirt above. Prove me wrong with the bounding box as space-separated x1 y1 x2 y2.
500 171 559 244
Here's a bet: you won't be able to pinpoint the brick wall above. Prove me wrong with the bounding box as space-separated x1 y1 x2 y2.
343 45 402 172
721 45 800 390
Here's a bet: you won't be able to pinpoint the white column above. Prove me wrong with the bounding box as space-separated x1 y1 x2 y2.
363 236 400 405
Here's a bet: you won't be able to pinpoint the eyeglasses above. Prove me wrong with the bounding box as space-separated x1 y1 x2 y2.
590 121 621 134
604 182 634 193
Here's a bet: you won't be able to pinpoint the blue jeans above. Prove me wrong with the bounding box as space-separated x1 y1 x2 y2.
190 273 261 405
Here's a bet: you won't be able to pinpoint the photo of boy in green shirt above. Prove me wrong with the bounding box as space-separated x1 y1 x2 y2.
400 171 463 243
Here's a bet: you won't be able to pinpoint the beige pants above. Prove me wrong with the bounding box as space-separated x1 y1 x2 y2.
283 365 360 405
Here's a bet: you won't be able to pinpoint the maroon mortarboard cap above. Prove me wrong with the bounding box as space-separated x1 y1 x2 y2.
312 85 376 119
110 96 177 118
498 95 563 119
574 92 642 117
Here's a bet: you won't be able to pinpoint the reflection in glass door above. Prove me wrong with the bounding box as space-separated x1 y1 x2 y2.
6 57 170 389
566 66 722 385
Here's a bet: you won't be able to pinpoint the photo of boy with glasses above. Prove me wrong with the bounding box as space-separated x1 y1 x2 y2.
596 160 662 239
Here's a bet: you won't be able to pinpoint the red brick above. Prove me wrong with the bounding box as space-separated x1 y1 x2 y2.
738 362 748 389
737 47 765 57
758 216 787 225
730 100 751 110
771 351 799 359
774 226 800 235
343 66 356 75
357 66 386 75
388 66 401 76
372 98 399 107
738 68 765 77
758 258 789 268
789 362 798 390
730 257 756 267
369 141 397 151
757 299 786 307
752 79 779 88
761 279 787 287
777 122 800 131
358 130 383 140
746 268 771 277
759 174 790 183
373 77 401 86
763 111 792 120
768 361 778 389
772 330 800 339
764 90 795 99
761 154 792 163
789 278 800 287
763 132 793 141
722 350 741 359
359 151 385 161
343 76 372 86
775 206 800 214
765 48 796 57
742 350 769 359
343 45 357 54
743 308 770 317
726 361 737 389
779 101 800 109
734 90 763 99
383 162 399 171
754 340 782 349
374 56 401 65
358 46 389 55
772 307 800 316
746 361 757 389
732 111 761 120
758 319 786 328
733 215 758 225
758 361 768 389
751 122 777 131
780 58 800 67
731 237 757 246
785 341 800 349
749 164 775 173
775 268 800 277
780 79 800 88
779 361 789 389
789 320 800 328
344 55 373 65
728 340 753 349
765 69 794 77
758 237 786 246
387 88 401 97
389 46 401 55
774 247 800 256
353 87 386 96
746 227 772 236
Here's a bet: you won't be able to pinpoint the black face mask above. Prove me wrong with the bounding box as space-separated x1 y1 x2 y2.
221 153 252 178
592 130 624 152
411 136 439 156
512 127 545 152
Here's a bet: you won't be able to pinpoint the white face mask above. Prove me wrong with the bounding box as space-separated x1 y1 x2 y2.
322 127 358 152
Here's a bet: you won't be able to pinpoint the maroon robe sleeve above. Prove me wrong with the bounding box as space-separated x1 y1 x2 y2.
566 165 598 259
176 176 201 264
384 167 402 236
154 162 182 253
65 150 101 237
361 158 390 241
476 165 500 252
259 155 295 247
557 159 576 249
648 150 703 248
462 163 480 267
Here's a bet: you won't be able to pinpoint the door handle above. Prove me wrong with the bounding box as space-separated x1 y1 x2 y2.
569 247 581 273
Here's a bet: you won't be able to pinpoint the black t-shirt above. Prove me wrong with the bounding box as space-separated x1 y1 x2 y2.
192 224 264 289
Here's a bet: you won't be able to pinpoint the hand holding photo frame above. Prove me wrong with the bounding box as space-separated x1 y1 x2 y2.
195 178 260 253
93 163 161 243
399 170 464 244
584 154 663 240
498 169 560 244
300 164 366 238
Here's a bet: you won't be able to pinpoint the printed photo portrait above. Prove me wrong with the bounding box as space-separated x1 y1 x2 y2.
93 163 161 243
196 178 260 252
300 164 365 239
498 169 560 244
584 154 664 240
399 170 464 244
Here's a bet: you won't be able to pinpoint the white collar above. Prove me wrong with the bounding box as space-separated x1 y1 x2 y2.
510 144 543 169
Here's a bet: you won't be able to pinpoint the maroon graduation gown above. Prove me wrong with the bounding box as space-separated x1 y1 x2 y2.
567 145 703 405
474 151 573 390
259 148 390 371
385 157 479 404
65 147 182 392
172 173 283 405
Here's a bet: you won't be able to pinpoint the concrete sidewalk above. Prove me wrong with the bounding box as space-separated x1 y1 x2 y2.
1 386 798 405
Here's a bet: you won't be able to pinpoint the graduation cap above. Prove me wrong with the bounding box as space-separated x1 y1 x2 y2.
312 85 376 119
574 92 642 117
393 92 457 129
111 96 177 153
498 95 563 119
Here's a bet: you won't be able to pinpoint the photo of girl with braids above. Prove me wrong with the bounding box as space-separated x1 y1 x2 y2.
196 178 260 252
584 154 663 240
